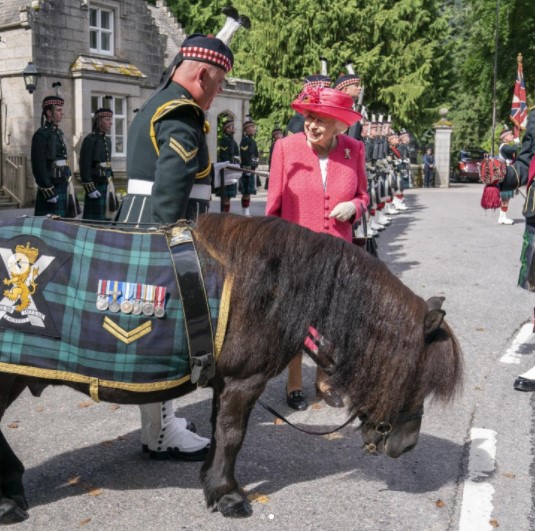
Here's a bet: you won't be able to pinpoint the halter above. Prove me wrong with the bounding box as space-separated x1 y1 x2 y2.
358 408 424 453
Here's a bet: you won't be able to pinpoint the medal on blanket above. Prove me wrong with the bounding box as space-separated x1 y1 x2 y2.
109 280 121 313
132 283 143 315
96 280 108 311
142 284 154 316
120 282 134 314
154 286 166 318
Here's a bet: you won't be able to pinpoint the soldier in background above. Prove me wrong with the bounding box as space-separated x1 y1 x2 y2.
333 63 363 141
398 128 412 189
388 131 408 211
115 12 249 462
79 108 115 220
497 128 518 225
216 116 240 212
31 95 71 217
265 125 284 190
239 116 259 216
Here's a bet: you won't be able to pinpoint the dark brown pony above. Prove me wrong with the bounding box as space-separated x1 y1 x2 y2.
0 213 462 522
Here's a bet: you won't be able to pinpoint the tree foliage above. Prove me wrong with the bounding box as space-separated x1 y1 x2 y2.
168 0 533 154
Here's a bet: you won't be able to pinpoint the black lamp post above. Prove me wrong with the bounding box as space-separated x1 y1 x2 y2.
22 61 41 94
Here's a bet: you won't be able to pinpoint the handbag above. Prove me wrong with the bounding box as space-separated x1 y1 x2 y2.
352 215 379 258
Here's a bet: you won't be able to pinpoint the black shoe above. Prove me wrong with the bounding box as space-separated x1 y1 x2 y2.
315 385 344 408
149 445 210 462
514 376 535 391
286 390 308 411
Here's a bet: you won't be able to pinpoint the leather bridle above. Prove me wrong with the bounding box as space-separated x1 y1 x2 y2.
358 408 424 453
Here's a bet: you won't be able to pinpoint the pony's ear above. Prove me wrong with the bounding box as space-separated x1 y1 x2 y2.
424 309 446 342
426 296 445 311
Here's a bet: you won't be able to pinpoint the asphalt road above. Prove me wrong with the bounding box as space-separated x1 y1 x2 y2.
1 183 534 530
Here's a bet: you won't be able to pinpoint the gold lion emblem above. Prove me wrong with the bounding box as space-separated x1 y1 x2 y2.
3 242 40 312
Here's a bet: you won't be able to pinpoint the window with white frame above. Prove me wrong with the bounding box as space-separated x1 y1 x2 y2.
91 95 127 156
89 6 114 55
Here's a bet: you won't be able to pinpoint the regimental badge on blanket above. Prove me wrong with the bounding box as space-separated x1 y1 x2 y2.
0 235 71 337
96 280 167 318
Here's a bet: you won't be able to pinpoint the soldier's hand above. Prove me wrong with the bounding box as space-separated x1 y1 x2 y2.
47 196 59 203
88 190 101 199
329 201 356 222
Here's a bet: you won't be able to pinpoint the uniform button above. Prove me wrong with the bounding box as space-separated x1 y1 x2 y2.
324 224 329 229
324 205 330 210
325 194 330 200
324 214 329 220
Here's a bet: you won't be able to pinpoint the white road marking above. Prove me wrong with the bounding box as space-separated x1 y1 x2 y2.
499 323 534 364
458 428 497 531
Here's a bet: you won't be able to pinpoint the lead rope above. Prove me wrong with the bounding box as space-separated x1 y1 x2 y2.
256 398 360 436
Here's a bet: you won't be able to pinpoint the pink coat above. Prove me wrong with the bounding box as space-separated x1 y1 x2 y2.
266 132 370 242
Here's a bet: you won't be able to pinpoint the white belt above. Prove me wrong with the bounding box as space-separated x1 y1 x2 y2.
127 179 211 201
54 159 67 167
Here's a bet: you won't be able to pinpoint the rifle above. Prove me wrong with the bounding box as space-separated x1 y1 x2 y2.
356 85 365 112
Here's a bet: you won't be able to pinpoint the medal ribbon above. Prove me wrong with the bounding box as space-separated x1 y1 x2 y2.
155 286 166 308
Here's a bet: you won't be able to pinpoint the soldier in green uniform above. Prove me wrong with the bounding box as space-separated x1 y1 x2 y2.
333 68 363 141
215 116 239 212
80 108 115 220
117 31 238 225
239 116 259 216
115 22 247 462
265 125 283 190
31 95 72 217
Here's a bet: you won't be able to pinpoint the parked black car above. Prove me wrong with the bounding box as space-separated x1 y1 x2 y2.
451 148 487 182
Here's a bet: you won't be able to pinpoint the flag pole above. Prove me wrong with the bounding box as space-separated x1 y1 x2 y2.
491 0 500 156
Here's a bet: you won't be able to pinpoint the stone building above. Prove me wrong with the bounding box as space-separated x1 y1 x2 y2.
0 0 254 207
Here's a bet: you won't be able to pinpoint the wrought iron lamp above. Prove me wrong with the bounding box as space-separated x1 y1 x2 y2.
22 61 41 94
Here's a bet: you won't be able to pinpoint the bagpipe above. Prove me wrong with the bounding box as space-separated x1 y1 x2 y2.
479 154 507 209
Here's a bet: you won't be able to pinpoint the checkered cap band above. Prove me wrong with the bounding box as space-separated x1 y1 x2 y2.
335 78 361 91
95 109 113 118
181 46 232 73
42 97 64 109
304 80 331 88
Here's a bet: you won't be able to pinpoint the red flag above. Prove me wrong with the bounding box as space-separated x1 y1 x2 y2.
510 53 528 139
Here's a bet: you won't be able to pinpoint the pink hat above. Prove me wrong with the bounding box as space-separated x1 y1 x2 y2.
291 86 362 126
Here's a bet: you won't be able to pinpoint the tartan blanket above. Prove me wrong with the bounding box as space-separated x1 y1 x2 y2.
0 217 224 395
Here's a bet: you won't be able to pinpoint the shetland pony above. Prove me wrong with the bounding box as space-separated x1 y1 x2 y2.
0 213 462 522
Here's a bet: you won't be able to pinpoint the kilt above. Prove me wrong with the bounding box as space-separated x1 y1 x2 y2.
34 180 68 217
0 217 225 396
214 183 238 199
240 172 257 195
115 195 210 224
82 181 108 220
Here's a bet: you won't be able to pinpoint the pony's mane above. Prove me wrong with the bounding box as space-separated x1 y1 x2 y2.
196 213 463 422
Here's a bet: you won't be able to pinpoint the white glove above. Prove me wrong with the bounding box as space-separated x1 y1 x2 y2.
47 196 58 203
329 201 357 222
88 190 101 199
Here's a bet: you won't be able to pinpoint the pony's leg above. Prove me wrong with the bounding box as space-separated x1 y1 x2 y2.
0 376 29 523
0 429 28 523
201 374 266 518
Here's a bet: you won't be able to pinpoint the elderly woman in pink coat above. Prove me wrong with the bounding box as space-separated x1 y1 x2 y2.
266 85 370 411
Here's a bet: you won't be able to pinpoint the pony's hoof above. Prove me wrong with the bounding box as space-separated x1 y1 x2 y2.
0 498 29 524
217 493 253 518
